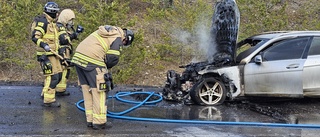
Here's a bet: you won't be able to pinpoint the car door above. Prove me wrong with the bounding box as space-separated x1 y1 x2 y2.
244 37 310 97
303 37 320 96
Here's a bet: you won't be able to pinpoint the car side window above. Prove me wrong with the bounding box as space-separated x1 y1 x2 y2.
263 37 309 61
308 37 320 56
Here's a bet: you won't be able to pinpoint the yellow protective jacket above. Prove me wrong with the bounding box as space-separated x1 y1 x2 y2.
72 25 125 69
31 12 59 56
56 9 76 60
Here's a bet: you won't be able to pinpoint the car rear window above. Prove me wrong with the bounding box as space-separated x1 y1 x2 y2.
308 37 320 56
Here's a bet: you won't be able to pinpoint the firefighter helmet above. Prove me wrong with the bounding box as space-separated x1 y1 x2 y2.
123 29 134 46
44 2 60 14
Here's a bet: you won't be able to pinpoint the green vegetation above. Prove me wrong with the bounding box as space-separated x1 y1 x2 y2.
0 0 319 85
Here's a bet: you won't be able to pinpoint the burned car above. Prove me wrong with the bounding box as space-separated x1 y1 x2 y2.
163 31 320 105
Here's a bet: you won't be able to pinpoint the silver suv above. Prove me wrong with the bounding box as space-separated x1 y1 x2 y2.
163 31 320 105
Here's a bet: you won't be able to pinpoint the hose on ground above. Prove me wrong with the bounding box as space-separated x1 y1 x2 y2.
76 91 320 128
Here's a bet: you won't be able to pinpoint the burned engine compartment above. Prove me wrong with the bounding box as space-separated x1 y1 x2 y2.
162 54 234 103
162 0 240 105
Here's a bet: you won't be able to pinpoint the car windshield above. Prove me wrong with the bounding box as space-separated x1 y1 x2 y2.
235 38 268 63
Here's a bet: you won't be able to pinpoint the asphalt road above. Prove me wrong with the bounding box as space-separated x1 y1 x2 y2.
1 85 320 137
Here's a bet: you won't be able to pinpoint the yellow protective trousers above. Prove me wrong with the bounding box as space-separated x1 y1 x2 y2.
43 76 56 103
41 55 62 97
77 67 108 125
56 68 70 92
41 55 63 103
42 72 63 103
81 85 107 125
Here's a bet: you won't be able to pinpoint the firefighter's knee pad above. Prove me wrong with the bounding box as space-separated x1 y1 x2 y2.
65 69 71 79
50 73 62 89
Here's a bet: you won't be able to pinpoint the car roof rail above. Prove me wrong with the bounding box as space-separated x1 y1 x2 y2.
261 31 289 34
260 31 320 37
247 31 289 38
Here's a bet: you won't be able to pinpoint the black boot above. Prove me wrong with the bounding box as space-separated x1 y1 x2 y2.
92 123 106 130
56 91 70 96
43 101 61 107
87 122 93 127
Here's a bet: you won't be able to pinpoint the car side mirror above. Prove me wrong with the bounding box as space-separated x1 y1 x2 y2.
254 55 262 64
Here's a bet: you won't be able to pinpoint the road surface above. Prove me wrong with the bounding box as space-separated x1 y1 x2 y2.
0 85 320 136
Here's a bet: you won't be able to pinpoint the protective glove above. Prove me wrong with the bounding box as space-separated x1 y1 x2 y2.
61 58 74 67
76 25 84 33
65 59 74 67
43 44 51 52
69 25 84 40
58 33 69 45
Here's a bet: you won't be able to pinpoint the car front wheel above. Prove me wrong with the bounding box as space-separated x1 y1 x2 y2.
190 77 227 106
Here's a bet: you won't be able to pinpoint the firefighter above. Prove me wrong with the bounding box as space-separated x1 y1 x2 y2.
71 25 134 130
31 2 62 107
55 9 84 96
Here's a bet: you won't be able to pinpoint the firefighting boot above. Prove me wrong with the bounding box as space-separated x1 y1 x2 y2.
56 91 70 96
87 122 93 127
43 101 61 107
43 88 60 107
92 122 112 130
92 123 106 130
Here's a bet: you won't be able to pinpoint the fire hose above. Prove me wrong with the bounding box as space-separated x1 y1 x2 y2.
76 91 320 129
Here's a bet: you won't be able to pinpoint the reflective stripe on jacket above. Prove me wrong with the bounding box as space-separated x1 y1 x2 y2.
32 13 59 56
72 26 124 68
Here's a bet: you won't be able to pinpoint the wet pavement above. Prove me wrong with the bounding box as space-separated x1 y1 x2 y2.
1 85 320 136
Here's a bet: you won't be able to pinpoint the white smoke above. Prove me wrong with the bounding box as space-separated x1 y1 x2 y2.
195 20 217 63
174 30 191 45
172 14 217 64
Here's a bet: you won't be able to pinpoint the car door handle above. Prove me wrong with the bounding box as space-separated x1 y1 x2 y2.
286 64 299 69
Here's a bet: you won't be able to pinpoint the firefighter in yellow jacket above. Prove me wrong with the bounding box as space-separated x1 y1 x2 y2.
56 9 83 96
72 25 134 130
31 2 62 107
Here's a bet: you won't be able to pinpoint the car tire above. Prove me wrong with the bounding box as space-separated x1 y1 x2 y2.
190 77 227 106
